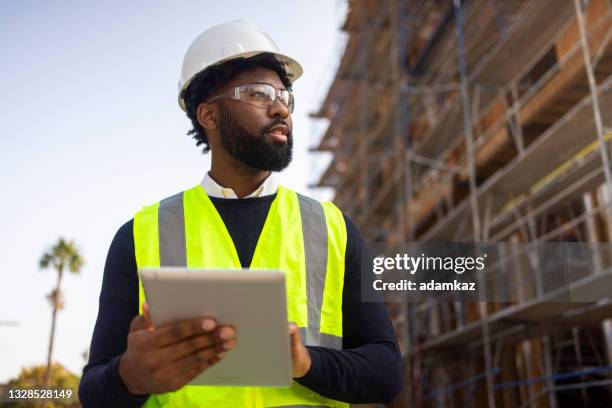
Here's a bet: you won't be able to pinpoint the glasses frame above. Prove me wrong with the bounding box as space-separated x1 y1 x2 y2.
206 82 294 113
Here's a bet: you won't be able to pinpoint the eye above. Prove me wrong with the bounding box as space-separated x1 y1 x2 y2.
249 90 268 98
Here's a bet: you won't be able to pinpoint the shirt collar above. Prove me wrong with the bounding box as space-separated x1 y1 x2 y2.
201 172 278 199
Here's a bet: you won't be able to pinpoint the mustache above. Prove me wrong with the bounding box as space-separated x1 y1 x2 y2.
261 119 291 134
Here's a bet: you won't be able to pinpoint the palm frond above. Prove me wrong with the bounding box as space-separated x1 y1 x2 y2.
39 237 84 275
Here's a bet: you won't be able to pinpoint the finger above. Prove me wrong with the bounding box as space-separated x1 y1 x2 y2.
165 334 221 362
142 302 153 328
289 324 302 352
217 325 236 342
173 345 222 374
288 323 300 342
290 331 298 350
166 326 236 360
152 317 223 347
174 355 224 388
220 338 236 351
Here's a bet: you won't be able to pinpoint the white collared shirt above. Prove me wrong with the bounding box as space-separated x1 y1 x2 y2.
201 172 278 199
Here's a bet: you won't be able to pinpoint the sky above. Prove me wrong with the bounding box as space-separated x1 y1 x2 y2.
0 1 346 382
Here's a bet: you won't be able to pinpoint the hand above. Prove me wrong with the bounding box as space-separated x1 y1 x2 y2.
118 303 237 395
288 322 311 378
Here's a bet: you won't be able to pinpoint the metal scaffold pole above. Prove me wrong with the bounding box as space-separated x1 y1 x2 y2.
574 1 612 402
453 0 481 243
453 2 495 408
390 0 415 406
357 12 371 225
574 0 612 189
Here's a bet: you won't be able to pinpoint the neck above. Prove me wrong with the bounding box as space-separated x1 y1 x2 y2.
209 153 271 198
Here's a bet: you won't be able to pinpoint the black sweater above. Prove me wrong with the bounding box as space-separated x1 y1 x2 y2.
78 194 402 406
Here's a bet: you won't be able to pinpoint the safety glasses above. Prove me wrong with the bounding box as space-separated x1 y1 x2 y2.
207 83 294 113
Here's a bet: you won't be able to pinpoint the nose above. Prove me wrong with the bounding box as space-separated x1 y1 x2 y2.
268 98 290 119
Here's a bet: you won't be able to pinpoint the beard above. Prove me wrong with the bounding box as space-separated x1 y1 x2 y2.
217 103 293 172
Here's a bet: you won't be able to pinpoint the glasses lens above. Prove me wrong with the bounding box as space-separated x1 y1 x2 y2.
238 84 275 106
280 90 294 113
236 83 294 113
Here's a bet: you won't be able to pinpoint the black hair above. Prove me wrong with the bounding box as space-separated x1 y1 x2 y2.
182 53 293 153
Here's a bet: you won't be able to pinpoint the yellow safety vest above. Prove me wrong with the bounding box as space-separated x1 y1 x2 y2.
133 184 350 408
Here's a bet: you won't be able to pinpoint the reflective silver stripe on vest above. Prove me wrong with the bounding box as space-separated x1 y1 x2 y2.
297 194 342 350
158 192 187 267
298 327 342 350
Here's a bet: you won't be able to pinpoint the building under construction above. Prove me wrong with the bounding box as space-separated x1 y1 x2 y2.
312 0 612 406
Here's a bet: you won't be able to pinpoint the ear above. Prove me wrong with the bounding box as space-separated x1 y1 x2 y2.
196 102 217 131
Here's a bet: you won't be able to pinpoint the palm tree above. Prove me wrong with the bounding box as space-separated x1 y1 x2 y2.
39 238 84 388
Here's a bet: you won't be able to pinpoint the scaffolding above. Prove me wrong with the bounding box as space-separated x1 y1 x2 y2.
311 0 612 406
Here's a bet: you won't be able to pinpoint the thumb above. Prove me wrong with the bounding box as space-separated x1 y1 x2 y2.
288 322 301 348
142 302 153 327
129 314 150 332
129 303 153 332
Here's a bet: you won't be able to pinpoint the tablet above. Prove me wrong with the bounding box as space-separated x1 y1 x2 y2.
139 268 292 387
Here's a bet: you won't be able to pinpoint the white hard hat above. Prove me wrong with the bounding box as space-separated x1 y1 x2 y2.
178 21 303 111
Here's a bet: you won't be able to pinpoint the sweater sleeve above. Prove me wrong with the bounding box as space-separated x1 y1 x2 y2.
295 215 403 403
78 220 150 407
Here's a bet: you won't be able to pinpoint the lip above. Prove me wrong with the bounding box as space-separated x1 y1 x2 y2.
268 125 289 135
266 125 289 143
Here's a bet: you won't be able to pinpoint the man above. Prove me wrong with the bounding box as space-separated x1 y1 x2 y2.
79 21 402 407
